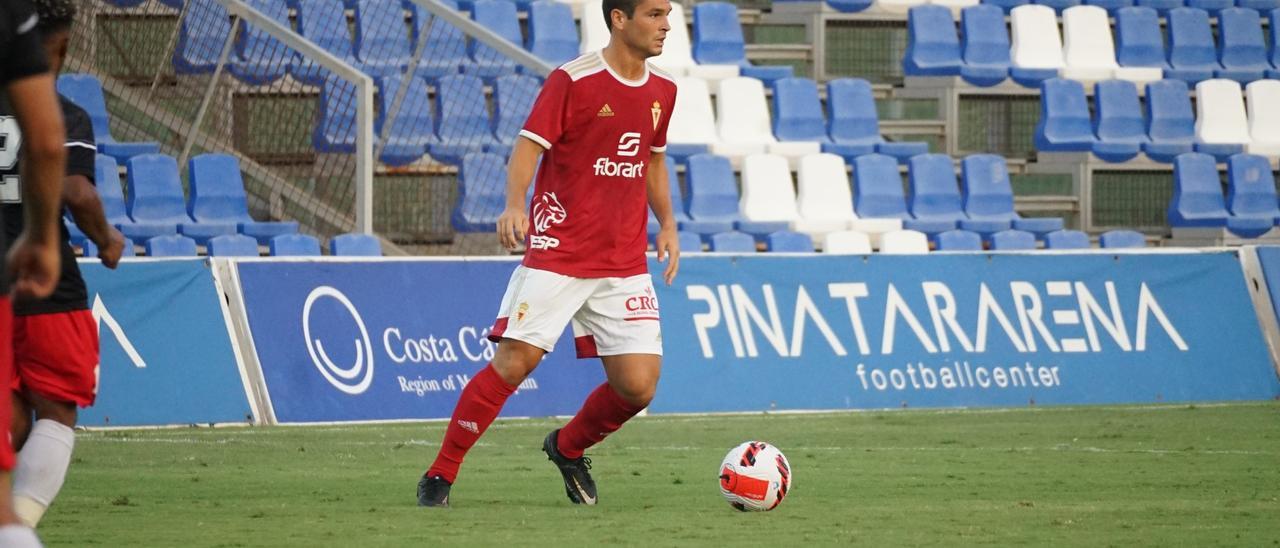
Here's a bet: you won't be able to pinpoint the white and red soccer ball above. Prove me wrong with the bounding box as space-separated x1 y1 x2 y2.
718 441 792 511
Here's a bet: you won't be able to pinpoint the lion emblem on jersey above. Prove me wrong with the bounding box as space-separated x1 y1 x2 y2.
532 192 567 234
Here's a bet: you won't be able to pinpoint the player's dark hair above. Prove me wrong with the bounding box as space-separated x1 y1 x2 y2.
601 0 643 30
32 0 76 34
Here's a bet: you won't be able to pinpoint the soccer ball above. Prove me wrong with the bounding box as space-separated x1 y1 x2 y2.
718 441 792 511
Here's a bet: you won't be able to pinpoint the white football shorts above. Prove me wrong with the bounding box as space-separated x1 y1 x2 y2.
487 266 663 358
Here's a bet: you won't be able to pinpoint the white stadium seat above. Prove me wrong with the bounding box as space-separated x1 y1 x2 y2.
1196 79 1253 148
668 77 721 152
796 153 902 241
1245 80 1280 157
822 230 874 254
740 154 800 226
579 0 610 53
1011 5 1065 76
878 229 930 254
1061 6 1120 85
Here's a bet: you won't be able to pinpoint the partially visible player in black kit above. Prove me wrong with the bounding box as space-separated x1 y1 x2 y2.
2 0 125 530
0 0 74 545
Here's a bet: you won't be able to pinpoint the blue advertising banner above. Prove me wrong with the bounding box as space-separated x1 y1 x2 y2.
235 259 604 423
649 252 1280 413
79 259 254 426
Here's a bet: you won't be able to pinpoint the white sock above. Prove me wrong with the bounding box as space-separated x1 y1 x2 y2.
12 420 75 527
0 524 42 547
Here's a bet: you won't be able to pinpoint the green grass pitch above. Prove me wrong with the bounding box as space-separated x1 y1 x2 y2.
40 402 1280 546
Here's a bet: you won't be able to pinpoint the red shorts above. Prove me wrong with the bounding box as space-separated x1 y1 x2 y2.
11 309 99 408
0 297 14 471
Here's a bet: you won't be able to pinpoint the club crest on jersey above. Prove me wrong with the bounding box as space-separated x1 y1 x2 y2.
530 192 567 250
516 302 530 322
650 101 661 130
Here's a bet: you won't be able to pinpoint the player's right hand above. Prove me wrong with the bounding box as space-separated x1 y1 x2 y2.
7 232 60 300
497 207 528 251
98 228 127 269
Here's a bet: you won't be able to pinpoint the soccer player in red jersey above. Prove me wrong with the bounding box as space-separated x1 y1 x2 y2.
0 0 69 544
418 0 680 507
5 0 126 529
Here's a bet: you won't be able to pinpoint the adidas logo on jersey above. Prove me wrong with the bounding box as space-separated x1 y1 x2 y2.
597 104 615 117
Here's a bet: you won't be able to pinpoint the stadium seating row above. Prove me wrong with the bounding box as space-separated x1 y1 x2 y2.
1169 152 1280 237
91 153 299 245
664 226 1142 252
56 74 161 162
1036 77 1280 162
906 5 1280 88
76 231 380 257
453 150 1067 243
780 0 1279 14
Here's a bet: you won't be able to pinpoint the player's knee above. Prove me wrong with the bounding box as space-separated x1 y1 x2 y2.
611 381 656 408
30 397 76 428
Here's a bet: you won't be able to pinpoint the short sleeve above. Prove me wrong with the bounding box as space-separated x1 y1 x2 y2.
0 1 49 86
518 69 572 150
649 84 676 153
62 102 96 181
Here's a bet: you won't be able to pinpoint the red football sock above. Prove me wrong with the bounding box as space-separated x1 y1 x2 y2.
426 364 517 483
556 383 645 460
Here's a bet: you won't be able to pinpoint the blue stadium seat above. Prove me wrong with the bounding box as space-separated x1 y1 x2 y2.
1186 0 1233 13
907 154 967 235
935 229 983 250
677 231 703 253
984 0 1031 11
1225 153 1280 237
104 0 147 6
145 235 198 257
1115 8 1169 73
826 79 928 162
1167 152 1266 233
406 0 470 81
959 5 1011 87
1143 79 1196 163
80 237 137 259
431 75 501 166
1044 229 1091 248
989 229 1037 250
188 153 299 244
491 74 542 158
377 76 435 166
772 78 831 144
1216 8 1268 82
1099 229 1146 248
330 233 383 256
94 155 134 229
270 234 322 256
786 0 873 12
1035 78 1096 152
56 75 160 162
292 0 361 86
467 1 522 82
1084 0 1135 12
960 154 1064 236
1271 9 1280 79
1240 0 1280 9
1135 0 1184 13
173 0 230 74
683 154 768 237
207 234 261 257
354 0 411 77
709 231 757 252
904 6 962 77
229 0 293 85
452 152 507 232
313 78 358 153
648 161 692 234
766 231 815 252
1166 8 1220 83
1092 80 1148 163
159 0 186 8
691 3 794 83
1034 0 1083 10
852 153 911 220
123 154 193 242
527 1 578 66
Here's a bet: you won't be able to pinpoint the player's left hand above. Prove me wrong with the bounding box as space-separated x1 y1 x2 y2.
654 226 680 285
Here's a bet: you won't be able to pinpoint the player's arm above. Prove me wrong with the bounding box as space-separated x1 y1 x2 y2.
64 175 124 268
496 136 544 251
6 72 66 299
646 151 679 285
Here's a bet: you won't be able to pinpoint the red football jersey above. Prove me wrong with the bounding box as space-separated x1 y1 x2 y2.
518 51 677 278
